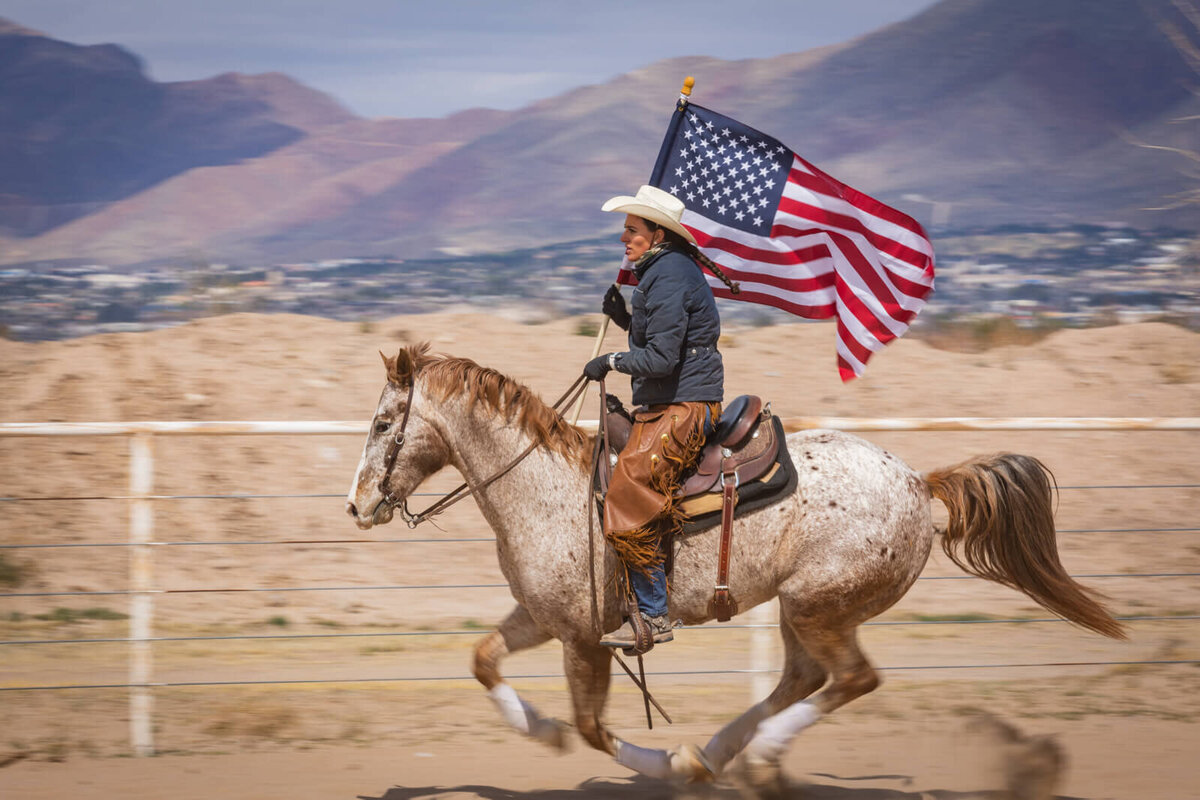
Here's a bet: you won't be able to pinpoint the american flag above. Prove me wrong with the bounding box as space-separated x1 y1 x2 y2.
618 102 935 381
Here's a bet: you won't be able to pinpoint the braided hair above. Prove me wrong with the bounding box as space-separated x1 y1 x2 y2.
646 222 741 295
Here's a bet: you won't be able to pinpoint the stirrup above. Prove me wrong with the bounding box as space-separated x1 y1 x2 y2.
626 611 655 655
600 613 672 655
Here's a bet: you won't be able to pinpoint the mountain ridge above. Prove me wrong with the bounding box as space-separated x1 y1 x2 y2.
2 0 1197 267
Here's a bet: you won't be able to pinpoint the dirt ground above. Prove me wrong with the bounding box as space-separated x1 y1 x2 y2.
1 311 1198 799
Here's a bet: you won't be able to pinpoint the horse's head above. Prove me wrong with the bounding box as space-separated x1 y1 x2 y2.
345 343 452 529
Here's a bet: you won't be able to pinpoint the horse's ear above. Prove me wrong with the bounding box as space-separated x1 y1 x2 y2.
379 350 398 384
384 347 416 386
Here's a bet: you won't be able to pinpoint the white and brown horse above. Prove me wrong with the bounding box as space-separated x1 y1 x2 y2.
345 343 1124 787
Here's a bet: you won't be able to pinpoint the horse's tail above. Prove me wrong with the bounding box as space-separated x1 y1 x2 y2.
924 453 1126 640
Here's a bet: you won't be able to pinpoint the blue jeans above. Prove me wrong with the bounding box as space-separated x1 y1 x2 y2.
630 562 668 618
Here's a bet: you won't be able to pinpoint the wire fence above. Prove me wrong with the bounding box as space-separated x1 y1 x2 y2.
1 418 1197 756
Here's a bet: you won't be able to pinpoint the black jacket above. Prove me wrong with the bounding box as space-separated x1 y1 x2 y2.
614 245 723 406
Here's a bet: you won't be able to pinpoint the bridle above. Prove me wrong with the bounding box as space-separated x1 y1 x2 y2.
374 372 590 528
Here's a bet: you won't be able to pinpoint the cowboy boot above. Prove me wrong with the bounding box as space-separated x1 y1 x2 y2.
599 612 674 653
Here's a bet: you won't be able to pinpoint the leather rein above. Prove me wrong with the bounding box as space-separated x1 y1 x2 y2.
376 373 591 528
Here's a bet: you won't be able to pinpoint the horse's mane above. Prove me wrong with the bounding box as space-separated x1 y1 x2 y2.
384 343 589 464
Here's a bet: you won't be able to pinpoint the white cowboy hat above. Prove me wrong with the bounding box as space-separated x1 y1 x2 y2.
601 185 696 245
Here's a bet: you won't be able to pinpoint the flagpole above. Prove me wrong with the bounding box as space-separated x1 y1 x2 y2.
571 311 610 425
571 75 696 426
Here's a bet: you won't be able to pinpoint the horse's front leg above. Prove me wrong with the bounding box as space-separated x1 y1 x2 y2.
562 639 711 780
473 604 568 750
562 640 615 755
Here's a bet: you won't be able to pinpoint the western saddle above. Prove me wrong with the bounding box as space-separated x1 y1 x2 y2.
598 394 789 622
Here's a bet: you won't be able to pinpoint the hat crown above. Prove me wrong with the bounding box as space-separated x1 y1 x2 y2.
634 185 684 221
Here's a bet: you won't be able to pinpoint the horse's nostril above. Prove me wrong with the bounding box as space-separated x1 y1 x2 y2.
345 502 358 518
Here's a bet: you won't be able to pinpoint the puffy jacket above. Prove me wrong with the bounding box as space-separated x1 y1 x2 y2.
613 245 723 406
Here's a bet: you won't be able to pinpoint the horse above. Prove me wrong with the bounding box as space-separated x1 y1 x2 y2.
345 343 1125 788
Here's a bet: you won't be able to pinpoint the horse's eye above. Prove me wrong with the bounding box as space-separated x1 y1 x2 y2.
374 420 390 434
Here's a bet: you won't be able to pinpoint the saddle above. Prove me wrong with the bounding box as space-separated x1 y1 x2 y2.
597 394 797 622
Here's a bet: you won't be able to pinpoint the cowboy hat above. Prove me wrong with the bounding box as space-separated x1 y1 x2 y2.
601 185 696 245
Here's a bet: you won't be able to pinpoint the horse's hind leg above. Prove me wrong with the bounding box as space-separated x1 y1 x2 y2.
702 611 828 776
744 620 879 765
609 611 830 784
473 604 567 750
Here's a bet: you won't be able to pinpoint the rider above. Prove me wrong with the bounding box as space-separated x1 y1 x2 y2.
583 185 739 651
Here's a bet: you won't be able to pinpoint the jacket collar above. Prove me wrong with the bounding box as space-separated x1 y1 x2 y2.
632 242 678 281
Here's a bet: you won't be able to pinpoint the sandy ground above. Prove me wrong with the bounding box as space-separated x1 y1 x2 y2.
1 311 1199 799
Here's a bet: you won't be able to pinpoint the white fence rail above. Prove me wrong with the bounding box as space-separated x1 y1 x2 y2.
1 417 1197 757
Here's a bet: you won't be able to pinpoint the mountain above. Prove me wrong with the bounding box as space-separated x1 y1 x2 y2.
0 18 356 236
2 0 1198 267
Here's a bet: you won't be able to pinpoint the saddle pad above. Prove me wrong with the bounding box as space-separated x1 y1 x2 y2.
679 415 797 537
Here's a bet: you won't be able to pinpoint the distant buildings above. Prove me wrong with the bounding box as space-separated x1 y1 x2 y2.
2 227 1197 341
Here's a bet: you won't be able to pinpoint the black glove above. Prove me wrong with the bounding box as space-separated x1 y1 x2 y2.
602 285 631 331
583 354 612 381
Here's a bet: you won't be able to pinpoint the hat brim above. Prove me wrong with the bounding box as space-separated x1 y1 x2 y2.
602 196 697 245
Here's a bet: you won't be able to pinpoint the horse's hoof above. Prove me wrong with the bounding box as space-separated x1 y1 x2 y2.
736 755 789 799
531 718 571 753
670 743 716 783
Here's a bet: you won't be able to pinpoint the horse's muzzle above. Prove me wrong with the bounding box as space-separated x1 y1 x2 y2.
346 500 392 529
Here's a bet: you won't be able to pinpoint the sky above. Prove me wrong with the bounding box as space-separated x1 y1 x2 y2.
2 0 940 119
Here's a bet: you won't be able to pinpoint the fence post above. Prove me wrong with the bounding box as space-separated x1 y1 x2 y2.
129 432 155 757
750 599 776 701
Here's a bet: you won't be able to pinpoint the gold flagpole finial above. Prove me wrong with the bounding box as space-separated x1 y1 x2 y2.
677 76 695 110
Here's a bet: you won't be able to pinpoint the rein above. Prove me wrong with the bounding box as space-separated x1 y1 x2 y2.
587 378 671 730
377 373 591 528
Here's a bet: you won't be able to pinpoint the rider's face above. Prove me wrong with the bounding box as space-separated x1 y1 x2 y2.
620 215 661 261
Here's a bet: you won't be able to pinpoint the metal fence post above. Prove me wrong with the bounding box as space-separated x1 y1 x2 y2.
129 432 155 756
